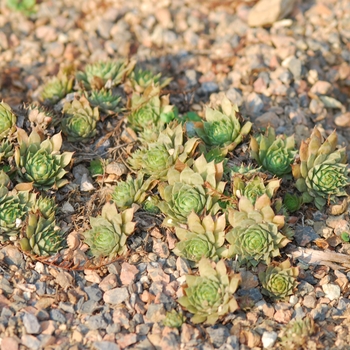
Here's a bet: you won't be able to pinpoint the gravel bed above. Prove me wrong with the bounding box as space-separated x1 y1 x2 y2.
1 0 350 349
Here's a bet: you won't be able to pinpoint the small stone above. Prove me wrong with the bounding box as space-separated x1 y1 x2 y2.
23 313 41 334
207 325 230 348
47 42 64 58
153 241 170 258
310 81 332 95
294 226 318 246
322 284 341 301
319 95 343 109
99 274 118 292
274 309 292 323
49 309 66 323
61 201 75 214
97 20 113 39
335 112 350 127
21 335 41 350
261 331 278 348
282 56 302 79
103 287 129 304
117 333 138 349
201 81 219 94
80 173 95 192
310 304 329 321
1 337 19 350
148 266 170 284
86 315 108 330
35 26 57 42
248 0 296 27
145 303 166 323
253 112 282 129
120 262 139 285
176 257 191 276
245 92 264 115
303 295 316 309
93 341 120 350
40 320 56 335
105 162 127 177
298 281 314 296
85 285 103 302
226 88 243 107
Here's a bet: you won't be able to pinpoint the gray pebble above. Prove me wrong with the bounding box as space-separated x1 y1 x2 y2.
322 284 341 301
310 304 329 321
207 325 230 348
245 92 264 115
86 315 108 330
21 335 41 350
23 313 41 334
49 309 66 323
294 226 318 247
85 285 103 302
298 281 314 296
93 341 120 350
201 82 219 94
261 331 278 348
226 88 243 107
103 287 129 304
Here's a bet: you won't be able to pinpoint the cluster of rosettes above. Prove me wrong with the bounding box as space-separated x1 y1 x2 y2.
0 57 349 327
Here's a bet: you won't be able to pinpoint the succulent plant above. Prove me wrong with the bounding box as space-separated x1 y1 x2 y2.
129 123 198 180
250 127 297 177
20 211 64 256
83 202 136 258
222 195 290 266
142 195 161 214
0 101 17 140
230 163 260 177
162 310 185 328
41 73 74 104
62 96 100 142
27 105 57 134
111 174 157 210
280 316 317 350
178 258 240 324
0 139 14 163
259 259 299 300
283 193 303 213
128 68 172 93
32 195 57 219
158 155 225 225
173 212 226 263
88 158 104 177
0 186 36 241
292 128 349 209
6 0 37 15
191 96 252 150
233 176 280 205
127 86 178 134
14 128 74 190
85 89 122 115
76 60 135 90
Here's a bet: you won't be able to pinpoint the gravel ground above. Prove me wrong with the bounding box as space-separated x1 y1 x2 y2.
1 0 350 349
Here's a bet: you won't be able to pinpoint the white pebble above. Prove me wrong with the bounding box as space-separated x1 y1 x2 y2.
262 331 278 348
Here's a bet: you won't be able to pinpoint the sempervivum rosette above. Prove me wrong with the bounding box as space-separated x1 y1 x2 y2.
192 96 252 151
259 260 299 300
250 126 296 177
292 128 349 210
83 202 136 258
62 96 100 143
157 155 225 225
223 195 290 266
178 258 240 324
15 129 73 190
173 212 226 263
